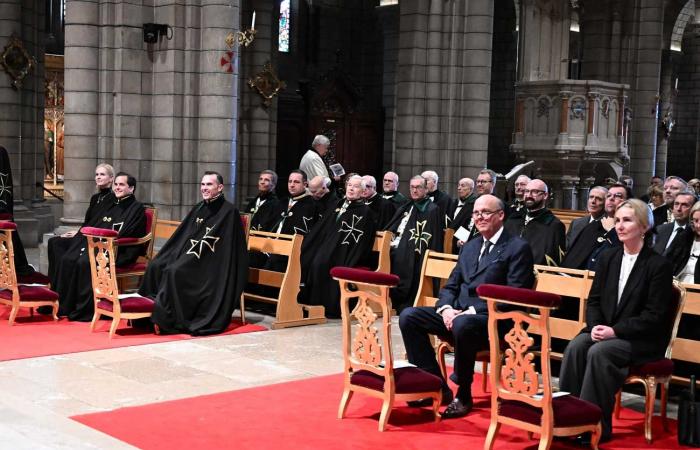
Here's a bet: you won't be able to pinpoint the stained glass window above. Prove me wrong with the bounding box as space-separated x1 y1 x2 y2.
279 0 290 52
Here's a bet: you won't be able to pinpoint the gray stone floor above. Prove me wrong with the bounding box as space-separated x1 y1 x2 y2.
0 248 677 449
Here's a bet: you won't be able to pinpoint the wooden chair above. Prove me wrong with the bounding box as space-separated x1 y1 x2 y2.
550 208 588 232
530 265 594 359
671 282 700 387
240 213 251 241
479 284 603 450
241 230 326 329
373 231 392 274
115 206 157 290
613 280 686 444
82 227 155 338
443 227 455 255
332 266 442 431
0 221 59 324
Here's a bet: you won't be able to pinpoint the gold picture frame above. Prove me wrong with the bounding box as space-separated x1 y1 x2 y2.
247 62 286 107
1 35 34 89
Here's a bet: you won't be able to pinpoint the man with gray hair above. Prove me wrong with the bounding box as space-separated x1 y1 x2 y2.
382 171 408 206
507 174 531 217
362 174 396 228
308 175 338 218
421 170 452 227
300 135 331 180
245 169 280 232
504 178 565 266
561 186 609 269
446 177 478 253
653 175 688 228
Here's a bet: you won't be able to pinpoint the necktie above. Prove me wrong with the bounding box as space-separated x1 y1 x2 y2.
665 226 684 250
478 240 492 267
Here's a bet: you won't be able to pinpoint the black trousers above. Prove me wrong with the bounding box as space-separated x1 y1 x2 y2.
559 333 631 437
399 306 488 398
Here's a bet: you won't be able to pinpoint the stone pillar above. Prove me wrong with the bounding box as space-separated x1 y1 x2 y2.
577 177 595 211
394 0 494 193
518 0 570 81
627 0 663 196
655 49 674 178
0 0 50 245
238 0 277 206
376 3 399 173
557 178 577 210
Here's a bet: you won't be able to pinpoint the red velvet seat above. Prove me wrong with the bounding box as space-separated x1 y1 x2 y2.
97 296 154 314
500 396 602 428
351 367 442 394
0 285 59 301
112 207 157 291
628 359 674 378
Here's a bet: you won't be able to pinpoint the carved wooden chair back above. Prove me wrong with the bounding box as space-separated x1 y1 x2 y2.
0 225 18 296
85 232 121 315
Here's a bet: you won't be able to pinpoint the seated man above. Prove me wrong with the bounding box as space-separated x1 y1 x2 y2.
308 175 338 219
245 169 280 232
139 172 248 335
381 171 408 206
399 194 534 418
299 175 377 318
51 172 146 321
361 175 395 228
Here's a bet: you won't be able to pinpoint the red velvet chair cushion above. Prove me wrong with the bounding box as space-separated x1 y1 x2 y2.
477 284 561 308
17 272 51 285
0 285 59 301
629 359 674 378
330 267 400 287
499 395 602 428
0 213 12 221
0 221 17 230
97 296 154 314
116 262 148 274
81 227 118 238
351 367 442 394
116 237 140 245
145 208 154 234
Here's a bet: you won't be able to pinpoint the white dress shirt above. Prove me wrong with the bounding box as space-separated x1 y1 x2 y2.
617 251 639 304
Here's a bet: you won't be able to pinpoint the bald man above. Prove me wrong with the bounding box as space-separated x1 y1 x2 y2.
308 175 338 218
447 177 478 253
381 171 408 206
422 170 452 227
362 175 396 228
504 179 565 266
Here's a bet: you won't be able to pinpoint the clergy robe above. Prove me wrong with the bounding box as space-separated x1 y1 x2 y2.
139 195 248 335
385 198 443 310
504 207 565 266
47 187 113 282
428 189 452 228
315 190 339 219
51 195 146 321
0 146 34 276
382 190 408 207
265 193 319 271
446 193 478 254
299 200 377 318
364 193 396 229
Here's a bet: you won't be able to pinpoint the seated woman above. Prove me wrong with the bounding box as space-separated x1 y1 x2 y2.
50 173 146 321
47 163 115 282
559 199 674 443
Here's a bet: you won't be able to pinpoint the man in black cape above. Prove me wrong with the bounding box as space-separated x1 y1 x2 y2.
381 171 408 207
51 172 146 321
447 177 478 253
245 169 280 232
385 175 443 311
362 175 395 228
0 146 39 278
422 170 452 228
308 175 338 219
139 172 248 335
48 163 115 282
506 174 530 218
561 186 609 269
299 175 377 318
504 179 565 266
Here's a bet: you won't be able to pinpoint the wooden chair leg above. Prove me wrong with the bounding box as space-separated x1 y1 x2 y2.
537 431 552 450
431 392 441 422
51 302 59 321
90 311 99 332
437 344 449 381
643 377 657 444
590 423 602 450
378 396 394 432
660 382 669 432
108 316 120 339
613 390 622 419
481 361 489 393
239 294 246 324
8 305 19 326
484 421 501 450
338 387 353 419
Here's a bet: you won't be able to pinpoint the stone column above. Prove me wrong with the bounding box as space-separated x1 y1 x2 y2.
555 177 578 210
238 0 277 206
577 177 595 211
376 3 399 173
518 0 570 81
655 49 674 178
394 0 494 193
0 0 50 245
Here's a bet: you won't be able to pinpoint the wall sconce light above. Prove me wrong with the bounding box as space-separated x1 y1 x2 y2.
225 10 257 49
143 23 173 44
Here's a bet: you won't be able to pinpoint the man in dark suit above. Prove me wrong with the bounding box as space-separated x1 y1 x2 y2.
399 194 535 418
652 176 687 228
652 191 694 255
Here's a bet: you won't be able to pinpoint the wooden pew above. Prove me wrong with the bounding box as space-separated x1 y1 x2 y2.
241 230 327 329
530 264 594 360
672 282 700 386
551 208 587 232
373 231 393 274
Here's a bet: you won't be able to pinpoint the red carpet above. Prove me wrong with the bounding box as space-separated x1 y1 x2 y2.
73 373 681 450
0 305 266 361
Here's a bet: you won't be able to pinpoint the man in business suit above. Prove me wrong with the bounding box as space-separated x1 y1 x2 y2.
653 176 687 228
566 186 606 251
399 194 535 418
652 191 695 255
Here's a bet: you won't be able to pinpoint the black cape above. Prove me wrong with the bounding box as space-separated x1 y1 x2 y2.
504 207 565 266
652 204 672 229
428 189 452 228
560 219 607 270
385 198 443 310
245 191 280 232
0 146 34 276
265 193 319 271
364 193 396 229
139 195 248 335
506 199 526 219
315 190 339 219
446 193 478 253
382 190 408 207
299 200 377 318
51 195 146 321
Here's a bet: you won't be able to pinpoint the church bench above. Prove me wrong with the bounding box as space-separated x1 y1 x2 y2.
154 219 181 251
528 265 595 360
551 208 588 232
241 230 326 329
671 282 700 386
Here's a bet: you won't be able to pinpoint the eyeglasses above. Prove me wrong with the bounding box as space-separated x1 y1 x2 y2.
476 179 493 185
473 209 502 219
523 189 545 195
606 193 624 199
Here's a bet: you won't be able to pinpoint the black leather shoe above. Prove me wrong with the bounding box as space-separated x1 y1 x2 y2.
442 398 473 419
407 389 453 407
